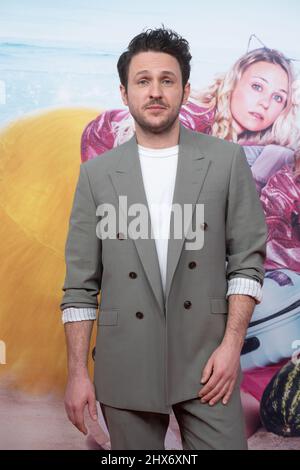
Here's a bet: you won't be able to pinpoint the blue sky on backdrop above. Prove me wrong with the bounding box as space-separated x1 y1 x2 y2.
0 0 299 125
0 0 299 56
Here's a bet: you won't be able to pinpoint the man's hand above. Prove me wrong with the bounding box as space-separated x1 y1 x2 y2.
198 340 241 406
63 320 96 434
198 294 256 406
64 371 98 435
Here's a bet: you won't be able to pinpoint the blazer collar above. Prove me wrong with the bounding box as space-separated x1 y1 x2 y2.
113 123 206 173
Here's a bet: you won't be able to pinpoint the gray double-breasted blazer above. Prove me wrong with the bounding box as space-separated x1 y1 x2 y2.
61 124 267 413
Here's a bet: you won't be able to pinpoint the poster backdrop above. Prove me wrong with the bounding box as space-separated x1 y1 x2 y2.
0 0 299 450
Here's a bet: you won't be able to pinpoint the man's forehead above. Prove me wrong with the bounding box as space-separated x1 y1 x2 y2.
129 51 180 71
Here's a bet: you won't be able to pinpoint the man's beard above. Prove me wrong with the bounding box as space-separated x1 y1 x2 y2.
130 101 183 135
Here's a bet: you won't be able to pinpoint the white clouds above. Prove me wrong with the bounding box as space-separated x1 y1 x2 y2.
0 0 299 59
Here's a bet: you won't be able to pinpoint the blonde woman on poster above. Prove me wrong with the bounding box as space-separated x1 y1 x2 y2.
80 44 300 437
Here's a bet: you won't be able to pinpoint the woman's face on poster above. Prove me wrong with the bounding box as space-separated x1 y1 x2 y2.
230 61 288 135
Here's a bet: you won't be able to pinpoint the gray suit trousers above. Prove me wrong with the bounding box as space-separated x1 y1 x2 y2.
100 387 247 450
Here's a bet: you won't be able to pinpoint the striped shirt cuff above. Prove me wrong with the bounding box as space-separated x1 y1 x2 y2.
226 277 262 304
61 277 262 323
62 307 97 324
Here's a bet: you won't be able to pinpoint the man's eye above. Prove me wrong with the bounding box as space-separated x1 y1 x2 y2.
138 79 149 85
162 79 173 85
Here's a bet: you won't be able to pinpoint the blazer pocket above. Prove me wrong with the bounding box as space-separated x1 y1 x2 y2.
210 298 228 314
98 310 119 325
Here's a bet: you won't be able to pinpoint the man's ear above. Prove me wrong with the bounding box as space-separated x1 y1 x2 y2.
120 84 128 106
182 82 191 105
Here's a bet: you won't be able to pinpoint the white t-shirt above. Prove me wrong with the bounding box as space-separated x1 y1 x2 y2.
138 144 178 294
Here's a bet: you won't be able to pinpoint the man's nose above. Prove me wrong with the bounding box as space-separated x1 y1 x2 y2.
149 82 163 99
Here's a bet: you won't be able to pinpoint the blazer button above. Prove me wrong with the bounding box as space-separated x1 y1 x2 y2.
129 271 137 279
117 232 125 240
200 222 208 231
188 261 197 269
136 311 144 319
184 300 192 309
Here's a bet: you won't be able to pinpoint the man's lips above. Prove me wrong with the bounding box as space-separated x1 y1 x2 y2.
249 111 264 120
145 105 167 110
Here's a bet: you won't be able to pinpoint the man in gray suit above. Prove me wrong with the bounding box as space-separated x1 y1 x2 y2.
60 27 267 450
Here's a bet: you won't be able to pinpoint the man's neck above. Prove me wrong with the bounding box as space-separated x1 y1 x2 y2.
134 120 180 149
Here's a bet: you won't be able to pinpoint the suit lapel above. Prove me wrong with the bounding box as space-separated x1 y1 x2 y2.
164 125 211 301
108 124 211 312
109 134 165 313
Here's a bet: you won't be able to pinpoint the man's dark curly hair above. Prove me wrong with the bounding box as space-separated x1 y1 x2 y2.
117 27 192 90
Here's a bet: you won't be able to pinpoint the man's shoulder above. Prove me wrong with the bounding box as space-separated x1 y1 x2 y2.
81 141 128 174
187 128 240 155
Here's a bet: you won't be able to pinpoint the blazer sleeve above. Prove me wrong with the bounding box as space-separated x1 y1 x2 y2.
225 145 267 286
60 163 102 310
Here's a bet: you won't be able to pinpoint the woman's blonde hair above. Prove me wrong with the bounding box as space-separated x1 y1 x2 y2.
192 48 300 148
